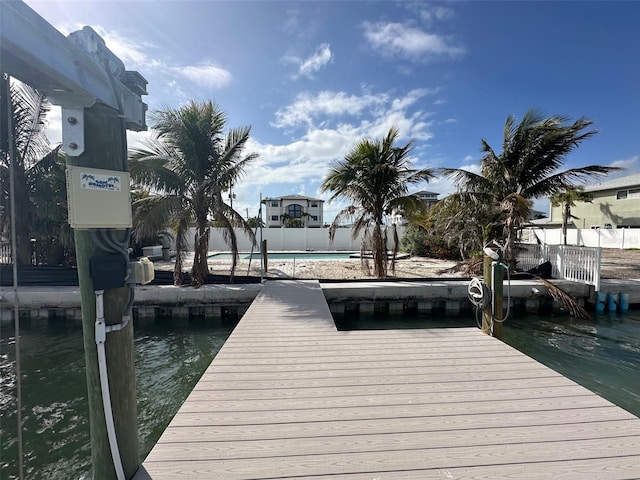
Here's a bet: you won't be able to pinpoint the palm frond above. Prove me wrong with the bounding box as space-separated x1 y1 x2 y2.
535 276 591 320
131 195 185 242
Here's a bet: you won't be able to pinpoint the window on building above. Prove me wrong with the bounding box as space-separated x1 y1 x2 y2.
616 190 628 200
311 215 318 221
630 188 640 199
271 215 279 221
287 204 303 218
310 202 318 207
271 201 279 207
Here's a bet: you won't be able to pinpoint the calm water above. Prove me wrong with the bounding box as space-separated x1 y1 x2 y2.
2 309 639 478
0 318 233 480
335 309 640 418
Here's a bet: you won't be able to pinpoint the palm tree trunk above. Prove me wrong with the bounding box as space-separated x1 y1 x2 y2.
173 251 184 285
372 222 386 278
191 222 210 287
562 203 569 245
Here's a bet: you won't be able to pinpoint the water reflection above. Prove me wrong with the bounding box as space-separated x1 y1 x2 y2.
0 319 232 479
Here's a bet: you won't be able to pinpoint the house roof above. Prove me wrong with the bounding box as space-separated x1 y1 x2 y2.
413 190 439 196
263 194 324 202
583 173 640 192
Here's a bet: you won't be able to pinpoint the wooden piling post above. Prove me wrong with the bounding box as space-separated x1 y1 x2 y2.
72 103 139 479
482 253 503 339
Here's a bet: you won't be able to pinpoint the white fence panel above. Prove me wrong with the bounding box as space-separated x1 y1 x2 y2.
524 227 640 249
182 226 407 252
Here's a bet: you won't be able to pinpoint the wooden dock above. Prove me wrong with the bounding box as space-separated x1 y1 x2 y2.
134 280 640 479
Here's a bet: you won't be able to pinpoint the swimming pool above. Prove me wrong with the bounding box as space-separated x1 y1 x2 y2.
209 251 356 260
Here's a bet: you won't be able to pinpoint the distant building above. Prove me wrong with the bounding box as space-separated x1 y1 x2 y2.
392 190 439 224
414 190 439 210
262 195 324 228
547 173 640 229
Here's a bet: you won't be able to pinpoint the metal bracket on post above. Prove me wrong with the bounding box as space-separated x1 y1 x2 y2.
61 107 85 156
1 2 148 134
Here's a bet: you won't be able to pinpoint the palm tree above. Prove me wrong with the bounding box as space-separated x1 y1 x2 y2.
550 186 593 245
425 193 496 260
0 75 72 265
441 109 619 264
129 100 258 286
320 127 434 278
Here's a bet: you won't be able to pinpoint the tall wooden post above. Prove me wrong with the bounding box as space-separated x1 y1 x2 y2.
70 103 139 479
482 253 503 339
482 254 493 335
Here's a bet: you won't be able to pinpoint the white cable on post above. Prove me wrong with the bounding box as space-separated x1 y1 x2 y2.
94 290 126 480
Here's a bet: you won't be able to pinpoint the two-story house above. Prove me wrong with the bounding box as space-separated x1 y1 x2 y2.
548 173 640 229
391 190 439 225
262 195 324 228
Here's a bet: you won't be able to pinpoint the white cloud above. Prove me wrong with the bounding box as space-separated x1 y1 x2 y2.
298 43 333 78
362 21 465 61
43 105 62 145
273 91 388 129
610 155 639 171
272 88 438 134
172 63 232 88
281 8 301 35
245 88 440 192
418 5 455 23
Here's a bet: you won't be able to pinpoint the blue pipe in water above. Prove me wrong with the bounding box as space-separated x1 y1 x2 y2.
619 293 630 313
607 292 619 312
595 292 607 312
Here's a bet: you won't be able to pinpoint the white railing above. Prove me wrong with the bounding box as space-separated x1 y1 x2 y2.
516 243 601 291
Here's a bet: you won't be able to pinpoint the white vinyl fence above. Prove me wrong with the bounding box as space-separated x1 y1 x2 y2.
182 226 408 252
516 243 601 291
523 227 640 249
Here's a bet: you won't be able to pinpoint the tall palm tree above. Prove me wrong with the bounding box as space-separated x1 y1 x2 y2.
441 109 619 264
129 100 258 286
550 186 593 245
0 75 71 265
320 127 434 278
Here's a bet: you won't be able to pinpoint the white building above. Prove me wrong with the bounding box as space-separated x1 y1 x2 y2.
262 195 325 228
414 190 439 209
392 190 440 224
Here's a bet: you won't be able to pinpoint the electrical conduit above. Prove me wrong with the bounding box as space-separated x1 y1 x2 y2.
95 289 126 480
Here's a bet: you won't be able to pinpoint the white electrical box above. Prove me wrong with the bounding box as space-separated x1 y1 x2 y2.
133 257 155 285
66 165 132 229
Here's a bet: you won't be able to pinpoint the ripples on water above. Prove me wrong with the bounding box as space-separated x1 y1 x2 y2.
501 311 640 418
1 310 639 478
0 318 233 479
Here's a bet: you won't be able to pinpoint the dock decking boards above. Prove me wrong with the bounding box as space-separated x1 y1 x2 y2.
134 280 640 479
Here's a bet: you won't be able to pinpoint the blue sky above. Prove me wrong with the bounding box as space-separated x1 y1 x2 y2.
23 0 640 221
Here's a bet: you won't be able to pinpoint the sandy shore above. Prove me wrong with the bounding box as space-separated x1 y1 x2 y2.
154 252 464 280
153 248 640 281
